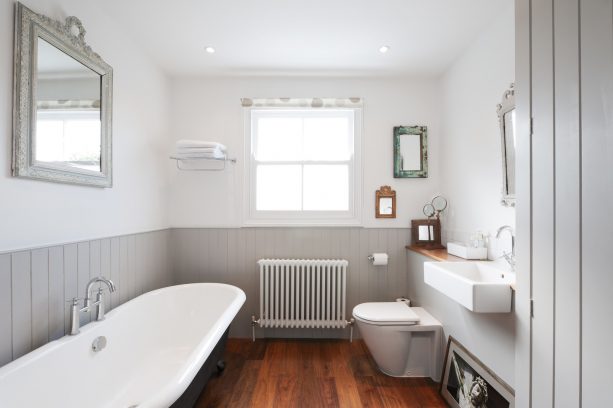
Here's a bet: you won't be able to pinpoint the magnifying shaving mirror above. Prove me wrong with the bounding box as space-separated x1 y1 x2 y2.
423 203 435 218
411 195 448 249
431 195 448 218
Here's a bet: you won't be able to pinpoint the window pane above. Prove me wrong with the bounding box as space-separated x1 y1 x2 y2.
36 120 64 162
63 119 101 171
303 165 349 211
303 116 351 161
255 117 302 161
36 114 101 172
256 165 302 211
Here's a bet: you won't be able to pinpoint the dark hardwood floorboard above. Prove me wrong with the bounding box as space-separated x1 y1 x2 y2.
195 339 448 408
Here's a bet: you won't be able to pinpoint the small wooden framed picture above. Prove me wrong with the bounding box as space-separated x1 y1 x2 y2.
440 336 515 408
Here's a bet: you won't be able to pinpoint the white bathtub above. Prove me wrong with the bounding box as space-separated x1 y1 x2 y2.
0 283 245 408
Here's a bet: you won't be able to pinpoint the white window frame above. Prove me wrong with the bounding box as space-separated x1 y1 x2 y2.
243 107 363 226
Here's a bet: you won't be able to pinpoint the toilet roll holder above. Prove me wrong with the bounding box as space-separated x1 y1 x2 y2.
367 254 388 265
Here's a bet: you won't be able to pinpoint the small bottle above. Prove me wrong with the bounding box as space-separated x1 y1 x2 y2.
475 231 485 248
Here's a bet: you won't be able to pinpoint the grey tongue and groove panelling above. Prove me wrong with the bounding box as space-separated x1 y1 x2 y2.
0 230 172 366
0 227 411 366
170 227 412 339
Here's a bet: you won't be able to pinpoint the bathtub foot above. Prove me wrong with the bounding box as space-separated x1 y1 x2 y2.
251 314 260 342
216 360 226 372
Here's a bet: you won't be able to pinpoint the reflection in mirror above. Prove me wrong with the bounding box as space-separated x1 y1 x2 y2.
36 38 102 172
497 83 516 206
411 219 444 249
399 134 421 171
393 126 428 178
503 109 516 196
379 197 393 215
418 225 434 241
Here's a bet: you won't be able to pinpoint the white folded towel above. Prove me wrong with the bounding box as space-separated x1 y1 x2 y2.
173 150 225 160
176 147 224 154
175 139 227 151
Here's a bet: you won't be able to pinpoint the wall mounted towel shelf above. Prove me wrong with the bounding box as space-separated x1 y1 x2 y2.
170 156 237 171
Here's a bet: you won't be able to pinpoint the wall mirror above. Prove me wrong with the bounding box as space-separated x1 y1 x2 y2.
393 125 428 178
13 3 113 187
497 83 515 206
411 219 443 249
375 185 396 218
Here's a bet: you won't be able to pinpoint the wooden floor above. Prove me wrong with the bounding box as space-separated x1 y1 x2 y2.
195 339 448 407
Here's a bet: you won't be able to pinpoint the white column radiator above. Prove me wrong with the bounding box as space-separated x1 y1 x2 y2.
251 259 354 340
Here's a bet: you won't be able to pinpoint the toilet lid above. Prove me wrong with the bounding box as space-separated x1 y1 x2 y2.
353 302 420 324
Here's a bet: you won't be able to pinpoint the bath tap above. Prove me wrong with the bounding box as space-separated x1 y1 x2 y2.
86 277 116 321
496 225 516 271
69 277 116 335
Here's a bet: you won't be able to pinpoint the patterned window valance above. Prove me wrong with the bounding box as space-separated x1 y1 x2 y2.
240 97 363 108
37 99 101 110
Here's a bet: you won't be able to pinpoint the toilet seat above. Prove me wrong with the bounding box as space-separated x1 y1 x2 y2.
353 302 420 326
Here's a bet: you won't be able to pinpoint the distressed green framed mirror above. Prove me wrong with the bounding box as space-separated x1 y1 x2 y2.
393 125 428 178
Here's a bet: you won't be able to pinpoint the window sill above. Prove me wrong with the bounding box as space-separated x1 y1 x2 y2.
242 219 363 228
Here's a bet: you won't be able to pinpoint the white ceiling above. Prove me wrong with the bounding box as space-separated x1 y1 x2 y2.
97 0 510 77
37 38 96 76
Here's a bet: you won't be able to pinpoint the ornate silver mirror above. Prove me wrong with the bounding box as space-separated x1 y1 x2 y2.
497 83 515 206
393 125 428 178
13 3 113 187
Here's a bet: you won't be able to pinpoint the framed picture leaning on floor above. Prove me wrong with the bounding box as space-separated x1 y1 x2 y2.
440 336 515 408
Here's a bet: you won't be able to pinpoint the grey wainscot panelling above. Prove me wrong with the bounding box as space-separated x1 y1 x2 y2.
0 227 412 366
170 227 412 339
0 230 172 367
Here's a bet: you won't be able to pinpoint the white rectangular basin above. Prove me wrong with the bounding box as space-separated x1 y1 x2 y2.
424 262 515 313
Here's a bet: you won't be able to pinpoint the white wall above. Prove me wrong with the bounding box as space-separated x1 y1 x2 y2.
0 0 171 251
408 3 516 388
439 4 516 258
38 77 100 100
168 76 442 228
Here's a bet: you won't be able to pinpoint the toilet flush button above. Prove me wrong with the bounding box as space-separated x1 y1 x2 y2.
395 297 411 306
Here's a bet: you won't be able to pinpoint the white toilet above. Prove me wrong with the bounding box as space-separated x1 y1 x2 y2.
353 302 443 380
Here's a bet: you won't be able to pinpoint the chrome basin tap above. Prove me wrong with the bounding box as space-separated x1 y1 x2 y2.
69 276 116 335
496 225 516 271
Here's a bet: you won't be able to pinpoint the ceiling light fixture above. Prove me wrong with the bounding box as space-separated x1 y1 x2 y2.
379 45 390 54
205 46 216 54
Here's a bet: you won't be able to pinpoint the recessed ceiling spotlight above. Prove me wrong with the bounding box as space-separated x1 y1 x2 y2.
205 46 216 54
379 45 390 54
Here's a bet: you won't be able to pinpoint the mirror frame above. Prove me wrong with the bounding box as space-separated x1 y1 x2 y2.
12 2 113 187
496 83 515 207
375 185 396 218
393 125 428 178
410 218 444 249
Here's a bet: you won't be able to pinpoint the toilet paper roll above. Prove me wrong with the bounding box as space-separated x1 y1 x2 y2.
371 253 388 266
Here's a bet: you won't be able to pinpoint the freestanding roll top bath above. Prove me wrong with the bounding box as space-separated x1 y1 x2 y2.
0 283 246 408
